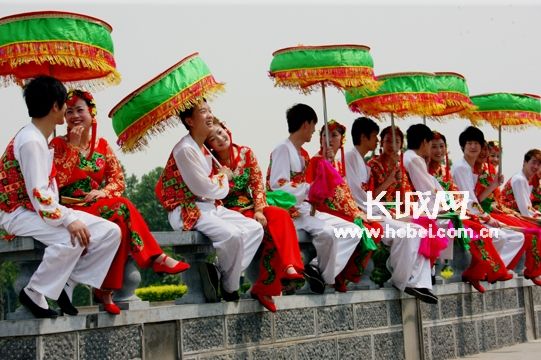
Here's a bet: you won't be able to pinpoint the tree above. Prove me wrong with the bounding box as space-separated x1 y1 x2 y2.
128 167 171 232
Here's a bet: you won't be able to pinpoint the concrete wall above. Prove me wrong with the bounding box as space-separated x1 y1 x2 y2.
0 280 539 360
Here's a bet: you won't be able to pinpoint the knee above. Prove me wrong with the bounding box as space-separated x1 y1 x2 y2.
106 223 122 246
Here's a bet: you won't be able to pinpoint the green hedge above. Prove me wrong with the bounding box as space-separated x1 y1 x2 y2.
135 284 187 302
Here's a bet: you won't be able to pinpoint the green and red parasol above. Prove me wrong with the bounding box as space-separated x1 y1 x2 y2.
433 72 476 118
109 52 224 153
0 11 120 89
469 92 541 176
269 44 379 149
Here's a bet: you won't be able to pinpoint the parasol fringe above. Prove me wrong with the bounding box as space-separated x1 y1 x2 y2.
117 77 225 153
467 110 541 128
269 66 379 94
348 92 446 119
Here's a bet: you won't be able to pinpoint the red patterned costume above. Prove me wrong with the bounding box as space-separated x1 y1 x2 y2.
211 144 304 297
50 136 162 289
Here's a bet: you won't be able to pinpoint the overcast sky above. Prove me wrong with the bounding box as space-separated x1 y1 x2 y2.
1 0 540 180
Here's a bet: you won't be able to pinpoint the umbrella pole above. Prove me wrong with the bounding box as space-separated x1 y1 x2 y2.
203 145 223 170
498 124 502 179
423 115 426 125
391 113 398 154
321 82 330 154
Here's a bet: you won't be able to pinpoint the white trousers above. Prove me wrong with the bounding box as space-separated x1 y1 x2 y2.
1 209 120 300
293 203 359 285
169 202 263 292
379 217 432 290
485 226 524 266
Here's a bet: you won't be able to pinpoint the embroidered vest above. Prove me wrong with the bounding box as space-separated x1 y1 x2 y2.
0 139 34 213
500 180 519 211
155 153 201 231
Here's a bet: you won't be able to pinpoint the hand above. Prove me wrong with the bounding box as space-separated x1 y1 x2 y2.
485 216 500 227
68 125 85 147
325 148 334 161
254 210 267 227
84 189 106 202
67 220 91 247
219 166 233 181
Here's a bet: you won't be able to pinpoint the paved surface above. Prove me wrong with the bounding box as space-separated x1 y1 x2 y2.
463 339 541 359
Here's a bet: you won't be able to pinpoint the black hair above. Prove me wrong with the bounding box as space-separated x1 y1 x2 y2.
23 76 67 118
286 103 317 133
351 117 379 146
432 131 447 145
380 126 404 145
524 149 541 163
458 126 485 151
406 124 434 150
178 99 207 130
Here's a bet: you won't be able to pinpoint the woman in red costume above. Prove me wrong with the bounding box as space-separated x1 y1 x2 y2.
305 120 380 292
474 142 541 286
205 119 304 312
428 131 511 292
50 90 190 314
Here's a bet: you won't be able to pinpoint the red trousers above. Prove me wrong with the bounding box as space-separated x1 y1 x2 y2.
73 197 163 289
240 206 304 296
491 212 541 278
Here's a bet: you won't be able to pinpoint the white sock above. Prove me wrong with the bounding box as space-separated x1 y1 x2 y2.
63 278 78 300
24 287 48 309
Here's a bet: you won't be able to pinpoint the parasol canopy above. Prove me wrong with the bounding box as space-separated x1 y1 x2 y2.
269 44 379 93
469 92 541 128
345 71 445 118
109 52 224 153
0 11 120 89
432 72 476 117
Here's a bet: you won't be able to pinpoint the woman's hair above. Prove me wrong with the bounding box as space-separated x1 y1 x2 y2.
380 126 404 144
432 131 447 145
66 89 97 116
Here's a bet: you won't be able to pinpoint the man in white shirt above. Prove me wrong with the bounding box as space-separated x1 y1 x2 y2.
0 76 121 318
267 104 360 294
502 149 541 218
345 117 437 304
451 126 524 272
161 101 263 302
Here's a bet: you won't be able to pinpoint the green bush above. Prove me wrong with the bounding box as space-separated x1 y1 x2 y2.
135 284 187 302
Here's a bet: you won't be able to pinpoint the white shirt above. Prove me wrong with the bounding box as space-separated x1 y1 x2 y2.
403 149 443 209
345 148 371 212
172 134 229 201
268 139 310 206
0 123 78 228
510 171 535 217
451 157 481 214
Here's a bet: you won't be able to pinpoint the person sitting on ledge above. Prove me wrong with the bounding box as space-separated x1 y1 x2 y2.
156 100 264 303
0 76 120 319
50 90 190 315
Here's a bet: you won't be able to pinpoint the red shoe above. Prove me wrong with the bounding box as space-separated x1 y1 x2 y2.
494 273 513 283
153 255 190 275
524 275 541 286
334 278 348 293
251 292 277 312
93 289 121 315
462 275 485 293
283 272 305 281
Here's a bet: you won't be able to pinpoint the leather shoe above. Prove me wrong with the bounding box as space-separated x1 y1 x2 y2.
402 287 438 304
93 289 120 315
251 292 276 312
524 274 541 286
220 282 240 302
153 255 190 275
303 264 325 294
57 289 78 316
19 289 58 319
199 262 220 303
462 275 486 293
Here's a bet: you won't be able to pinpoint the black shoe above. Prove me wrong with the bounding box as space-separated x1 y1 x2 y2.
303 264 325 294
57 289 78 316
220 282 240 302
19 289 58 319
199 262 220 303
404 287 438 304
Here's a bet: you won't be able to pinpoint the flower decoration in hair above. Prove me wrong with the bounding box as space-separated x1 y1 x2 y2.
320 119 346 146
67 89 97 117
487 140 500 153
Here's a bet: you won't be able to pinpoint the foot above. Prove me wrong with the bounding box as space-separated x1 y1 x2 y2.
220 282 240 302
251 292 276 312
57 289 79 316
402 287 438 304
19 289 58 319
303 264 325 294
199 262 220 303
281 268 306 290
93 289 120 315
462 275 486 293
152 254 190 275
334 277 348 293
524 274 541 286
